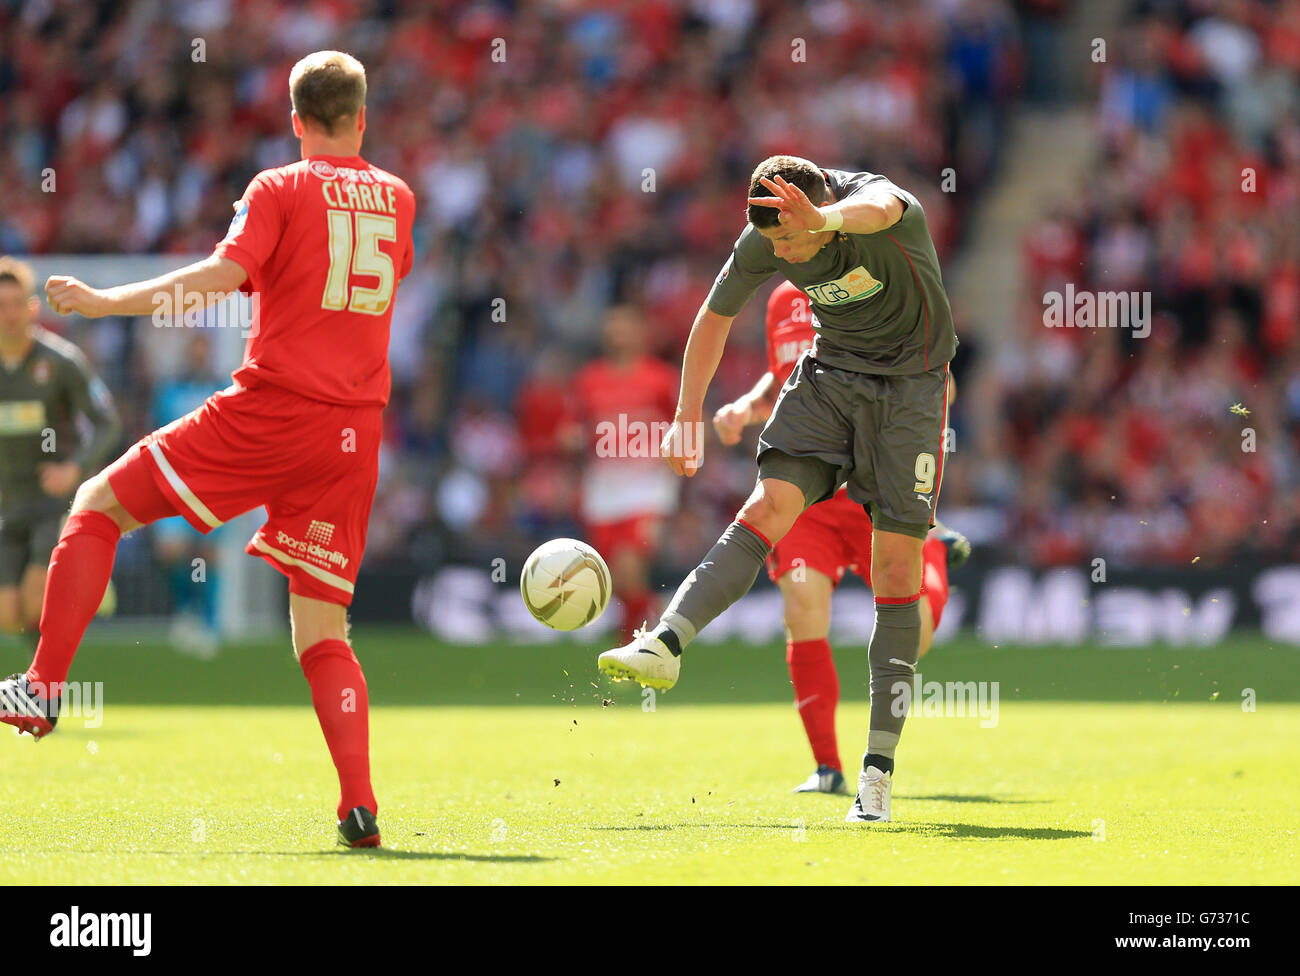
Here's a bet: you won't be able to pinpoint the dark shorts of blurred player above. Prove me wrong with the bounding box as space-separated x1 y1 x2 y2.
766 488 951 775
0 508 64 635
103 379 381 606
0 507 117 638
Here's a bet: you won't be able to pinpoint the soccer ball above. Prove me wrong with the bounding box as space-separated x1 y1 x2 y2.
520 538 612 631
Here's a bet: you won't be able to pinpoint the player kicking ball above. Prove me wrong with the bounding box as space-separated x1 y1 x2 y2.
0 52 415 848
713 281 968 795
599 156 958 823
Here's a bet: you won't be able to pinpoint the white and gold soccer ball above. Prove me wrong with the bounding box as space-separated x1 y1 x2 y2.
520 538 612 631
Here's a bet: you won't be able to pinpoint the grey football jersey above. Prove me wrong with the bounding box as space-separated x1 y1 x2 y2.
706 169 956 375
0 328 120 517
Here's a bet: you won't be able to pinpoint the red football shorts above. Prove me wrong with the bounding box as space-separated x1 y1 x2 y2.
767 489 873 586
587 515 663 562
104 381 382 606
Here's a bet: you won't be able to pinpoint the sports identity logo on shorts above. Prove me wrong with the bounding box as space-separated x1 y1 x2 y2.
305 520 335 545
805 266 883 306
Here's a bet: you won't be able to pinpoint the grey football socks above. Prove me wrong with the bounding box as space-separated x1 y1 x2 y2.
653 520 772 655
864 596 922 764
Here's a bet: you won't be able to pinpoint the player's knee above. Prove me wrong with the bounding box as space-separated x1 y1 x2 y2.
782 590 829 638
70 473 114 515
69 473 139 532
873 556 918 598
738 485 802 543
289 595 350 659
291 621 348 659
777 570 832 639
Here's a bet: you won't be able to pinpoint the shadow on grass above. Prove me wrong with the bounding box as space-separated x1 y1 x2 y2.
51 849 556 863
331 848 555 863
589 820 1089 841
895 793 1050 804
589 822 846 834
895 822 1091 840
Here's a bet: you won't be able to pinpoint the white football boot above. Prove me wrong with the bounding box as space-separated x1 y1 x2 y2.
597 626 680 690
845 765 892 822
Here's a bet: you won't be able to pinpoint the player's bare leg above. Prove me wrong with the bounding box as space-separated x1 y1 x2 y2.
290 593 350 658
917 524 969 660
918 598 936 660
778 567 848 793
0 586 19 636
1 473 140 738
19 565 46 635
847 527 925 823
68 472 144 531
291 593 380 848
598 477 803 690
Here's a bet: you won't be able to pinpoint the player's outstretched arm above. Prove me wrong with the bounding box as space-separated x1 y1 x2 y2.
45 256 248 319
713 371 777 446
748 175 904 236
663 302 734 477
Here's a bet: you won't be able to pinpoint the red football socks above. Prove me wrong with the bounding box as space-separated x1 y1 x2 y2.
787 637 841 772
922 536 950 629
299 639 377 821
27 510 121 689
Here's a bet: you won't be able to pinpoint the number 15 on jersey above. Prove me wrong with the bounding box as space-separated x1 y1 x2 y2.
322 209 396 315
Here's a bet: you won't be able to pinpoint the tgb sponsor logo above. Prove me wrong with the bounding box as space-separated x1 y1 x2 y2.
805 266 883 306
277 521 348 569
50 906 151 956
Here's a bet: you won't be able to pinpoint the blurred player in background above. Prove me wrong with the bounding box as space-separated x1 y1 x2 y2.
714 281 968 794
567 305 678 643
150 332 224 658
0 257 119 643
0 52 415 849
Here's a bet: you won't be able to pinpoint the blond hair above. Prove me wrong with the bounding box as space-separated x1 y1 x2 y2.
0 256 35 298
289 51 367 136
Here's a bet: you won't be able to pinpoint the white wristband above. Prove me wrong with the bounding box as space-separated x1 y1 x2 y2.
817 207 844 233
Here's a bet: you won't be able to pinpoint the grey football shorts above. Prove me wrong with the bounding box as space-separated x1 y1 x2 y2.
756 355 950 541
0 510 65 586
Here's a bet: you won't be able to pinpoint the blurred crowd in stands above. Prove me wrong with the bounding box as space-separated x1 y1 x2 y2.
955 0 1300 568
7 0 1293 582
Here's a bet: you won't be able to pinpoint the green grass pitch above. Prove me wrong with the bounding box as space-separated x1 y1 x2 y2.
0 628 1295 885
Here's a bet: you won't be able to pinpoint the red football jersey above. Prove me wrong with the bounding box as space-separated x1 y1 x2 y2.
214 154 416 407
571 355 678 456
765 280 815 385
